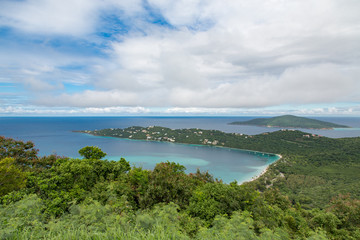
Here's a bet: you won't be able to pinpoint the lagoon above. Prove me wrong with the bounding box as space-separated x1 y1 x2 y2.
1 116 358 183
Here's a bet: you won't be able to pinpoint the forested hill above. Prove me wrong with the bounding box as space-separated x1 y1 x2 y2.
229 115 349 129
79 126 345 155
1 130 360 239
81 126 360 209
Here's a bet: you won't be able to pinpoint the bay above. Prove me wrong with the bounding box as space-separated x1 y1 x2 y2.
1 116 359 183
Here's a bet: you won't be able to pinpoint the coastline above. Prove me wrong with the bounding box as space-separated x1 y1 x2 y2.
79 131 280 158
229 123 337 130
79 132 283 184
246 154 282 183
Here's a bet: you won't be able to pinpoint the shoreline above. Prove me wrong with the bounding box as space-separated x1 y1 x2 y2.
228 123 338 130
246 154 282 183
79 132 283 184
79 131 280 158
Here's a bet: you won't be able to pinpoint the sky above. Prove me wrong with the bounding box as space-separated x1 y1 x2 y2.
0 0 359 116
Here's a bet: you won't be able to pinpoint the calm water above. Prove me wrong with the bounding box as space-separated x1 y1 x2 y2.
1 116 359 183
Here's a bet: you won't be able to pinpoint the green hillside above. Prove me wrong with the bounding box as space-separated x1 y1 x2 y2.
229 115 349 129
81 126 360 209
1 130 360 239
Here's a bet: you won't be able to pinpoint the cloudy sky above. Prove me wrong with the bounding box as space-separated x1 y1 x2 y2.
0 0 359 116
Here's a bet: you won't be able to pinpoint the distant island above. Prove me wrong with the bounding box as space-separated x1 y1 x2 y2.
229 115 350 129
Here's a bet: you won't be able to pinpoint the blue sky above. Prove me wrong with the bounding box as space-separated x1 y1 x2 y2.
0 0 359 116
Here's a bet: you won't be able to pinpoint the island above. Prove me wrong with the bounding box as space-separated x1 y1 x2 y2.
229 115 350 129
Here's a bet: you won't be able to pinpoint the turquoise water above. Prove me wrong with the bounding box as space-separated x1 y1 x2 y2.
0 116 358 183
118 155 209 167
101 137 280 183
334 127 360 131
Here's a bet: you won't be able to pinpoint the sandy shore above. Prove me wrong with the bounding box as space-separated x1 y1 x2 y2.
247 154 282 182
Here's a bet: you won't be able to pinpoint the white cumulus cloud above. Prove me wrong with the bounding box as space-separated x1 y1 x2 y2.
0 0 360 114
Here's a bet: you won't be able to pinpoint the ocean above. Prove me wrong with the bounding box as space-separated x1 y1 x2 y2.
1 116 359 183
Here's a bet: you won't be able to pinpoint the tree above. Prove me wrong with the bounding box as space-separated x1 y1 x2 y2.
0 136 38 167
32 157 130 216
0 157 27 196
188 183 259 224
328 194 360 230
78 146 107 160
140 161 197 209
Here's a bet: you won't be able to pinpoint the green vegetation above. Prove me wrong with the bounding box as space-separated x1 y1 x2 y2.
229 115 349 129
81 126 360 209
0 157 27 196
78 146 107 160
1 130 360 239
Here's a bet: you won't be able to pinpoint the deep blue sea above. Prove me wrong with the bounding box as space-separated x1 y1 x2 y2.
1 116 359 183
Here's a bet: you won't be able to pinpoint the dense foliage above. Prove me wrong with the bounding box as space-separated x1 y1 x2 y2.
78 146 107 160
1 135 360 239
229 115 349 129
83 126 360 209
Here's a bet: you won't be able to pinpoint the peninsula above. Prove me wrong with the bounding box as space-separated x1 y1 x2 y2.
229 115 349 129
78 126 360 210
77 126 334 156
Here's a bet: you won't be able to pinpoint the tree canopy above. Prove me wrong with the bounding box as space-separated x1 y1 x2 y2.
78 146 107 160
1 136 360 239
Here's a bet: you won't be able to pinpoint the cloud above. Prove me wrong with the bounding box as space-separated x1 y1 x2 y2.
83 18 360 108
0 0 144 36
0 0 359 114
0 105 150 115
0 0 98 36
23 77 62 92
35 63 360 109
163 105 360 116
1 104 360 116
34 89 143 108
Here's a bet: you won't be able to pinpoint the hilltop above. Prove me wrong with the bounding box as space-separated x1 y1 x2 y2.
229 115 349 129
